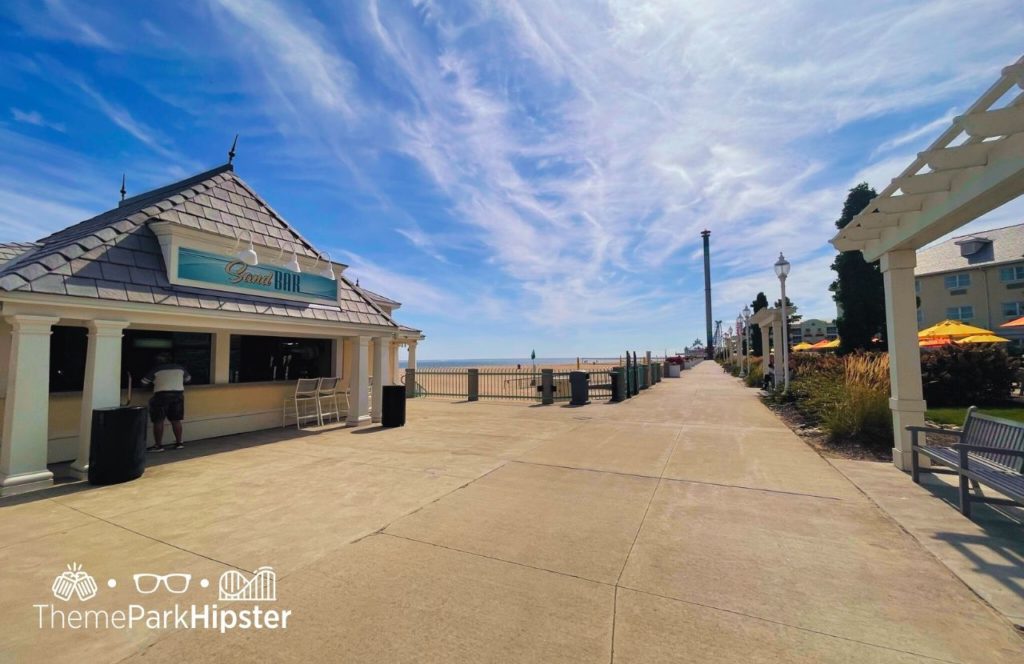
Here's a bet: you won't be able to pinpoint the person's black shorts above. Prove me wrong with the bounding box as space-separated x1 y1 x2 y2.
149 391 185 423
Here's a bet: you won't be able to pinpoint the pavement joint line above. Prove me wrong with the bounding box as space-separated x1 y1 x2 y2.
609 585 618 664
357 462 510 545
615 585 963 664
378 531 614 587
0 499 100 552
659 475 846 501
507 458 847 502
614 427 683 586
55 501 248 573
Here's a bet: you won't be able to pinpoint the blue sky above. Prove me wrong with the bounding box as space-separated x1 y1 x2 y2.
0 1 1022 359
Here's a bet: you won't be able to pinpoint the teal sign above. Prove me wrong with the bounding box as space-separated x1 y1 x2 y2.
177 247 337 302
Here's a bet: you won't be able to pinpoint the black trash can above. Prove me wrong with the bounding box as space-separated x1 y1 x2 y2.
569 371 589 406
88 406 148 485
381 385 407 427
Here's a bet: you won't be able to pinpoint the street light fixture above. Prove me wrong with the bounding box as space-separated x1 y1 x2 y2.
742 305 751 378
774 252 791 392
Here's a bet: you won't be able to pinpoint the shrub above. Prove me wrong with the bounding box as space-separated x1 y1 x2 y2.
921 345 1018 407
745 360 764 387
788 352 892 450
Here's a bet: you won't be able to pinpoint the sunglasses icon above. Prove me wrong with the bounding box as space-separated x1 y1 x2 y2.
133 573 192 594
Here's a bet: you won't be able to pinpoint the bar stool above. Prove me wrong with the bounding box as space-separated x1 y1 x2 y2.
283 378 322 429
317 377 348 425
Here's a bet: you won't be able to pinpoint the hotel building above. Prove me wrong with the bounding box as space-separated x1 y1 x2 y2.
915 223 1024 343
0 162 423 495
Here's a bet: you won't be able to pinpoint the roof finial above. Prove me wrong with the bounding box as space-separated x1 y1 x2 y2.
356 278 360 286
228 134 239 164
120 173 127 202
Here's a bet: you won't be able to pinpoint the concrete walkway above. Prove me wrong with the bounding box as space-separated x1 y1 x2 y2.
1 362 1022 662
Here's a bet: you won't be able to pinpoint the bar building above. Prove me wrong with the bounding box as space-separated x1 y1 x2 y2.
0 162 424 495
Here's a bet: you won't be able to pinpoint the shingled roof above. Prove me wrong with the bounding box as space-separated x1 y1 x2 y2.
0 164 396 328
916 223 1024 277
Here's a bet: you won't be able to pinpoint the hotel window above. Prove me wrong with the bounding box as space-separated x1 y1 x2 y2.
49 326 88 393
943 273 970 289
917 309 924 325
1000 265 1024 283
915 280 921 293
121 330 212 388
946 306 974 322
1003 302 1024 318
229 335 332 383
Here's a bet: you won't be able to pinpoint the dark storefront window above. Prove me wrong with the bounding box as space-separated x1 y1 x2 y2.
122 330 212 388
229 335 331 383
50 326 88 392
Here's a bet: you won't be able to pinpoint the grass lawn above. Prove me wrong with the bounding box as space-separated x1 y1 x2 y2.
926 404 1024 426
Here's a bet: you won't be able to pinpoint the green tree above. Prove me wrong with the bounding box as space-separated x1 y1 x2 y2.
830 183 886 353
749 292 769 355
773 297 800 325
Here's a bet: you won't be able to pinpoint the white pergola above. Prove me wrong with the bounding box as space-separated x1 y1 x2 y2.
749 306 785 386
832 57 1024 470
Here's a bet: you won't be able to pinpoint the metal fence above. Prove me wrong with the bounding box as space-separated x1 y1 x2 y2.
413 368 594 402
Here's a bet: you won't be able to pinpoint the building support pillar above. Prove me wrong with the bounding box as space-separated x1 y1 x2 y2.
771 318 784 386
390 342 400 386
0 315 59 495
213 331 231 384
407 341 417 372
881 250 927 471
346 336 371 427
760 324 772 378
371 336 387 423
71 320 130 478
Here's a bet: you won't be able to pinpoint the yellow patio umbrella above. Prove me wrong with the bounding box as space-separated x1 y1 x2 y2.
792 341 815 351
1002 315 1024 328
918 319 994 340
822 338 841 349
958 333 1011 344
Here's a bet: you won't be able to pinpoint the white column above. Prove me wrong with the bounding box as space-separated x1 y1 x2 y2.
407 341 417 371
760 324 771 377
346 336 370 427
881 250 927 471
71 320 130 478
333 338 345 382
390 342 400 386
213 332 231 384
771 317 784 386
371 337 388 423
0 315 59 495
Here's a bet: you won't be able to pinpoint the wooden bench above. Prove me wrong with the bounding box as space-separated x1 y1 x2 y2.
908 407 1024 517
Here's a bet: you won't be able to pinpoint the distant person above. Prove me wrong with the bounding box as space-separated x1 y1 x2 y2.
763 357 775 391
517 363 522 371
141 352 191 451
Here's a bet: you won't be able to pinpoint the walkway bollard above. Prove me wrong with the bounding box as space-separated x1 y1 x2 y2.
467 368 479 402
569 370 589 406
541 369 555 405
610 368 625 402
405 368 416 398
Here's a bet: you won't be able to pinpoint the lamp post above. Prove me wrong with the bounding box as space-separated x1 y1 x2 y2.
742 305 751 378
736 314 745 376
774 252 791 392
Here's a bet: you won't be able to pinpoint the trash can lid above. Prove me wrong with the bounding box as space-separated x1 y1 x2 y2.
94 405 147 413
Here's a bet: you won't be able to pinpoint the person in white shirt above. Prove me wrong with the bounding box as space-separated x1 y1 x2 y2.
141 353 191 451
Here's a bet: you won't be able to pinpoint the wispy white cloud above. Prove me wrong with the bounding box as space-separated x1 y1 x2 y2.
10 108 65 132
73 80 186 163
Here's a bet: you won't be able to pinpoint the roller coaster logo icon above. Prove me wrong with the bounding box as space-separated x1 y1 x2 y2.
217 566 277 602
